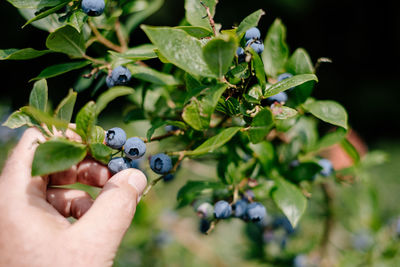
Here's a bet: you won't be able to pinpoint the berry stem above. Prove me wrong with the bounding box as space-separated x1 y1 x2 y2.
88 20 124 53
82 54 109 66
205 219 220 235
141 175 164 197
115 19 128 52
200 1 217 36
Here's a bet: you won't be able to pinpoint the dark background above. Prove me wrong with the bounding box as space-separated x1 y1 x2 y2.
0 0 399 143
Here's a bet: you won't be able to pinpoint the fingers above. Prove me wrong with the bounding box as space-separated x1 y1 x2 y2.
47 188 94 219
72 169 147 250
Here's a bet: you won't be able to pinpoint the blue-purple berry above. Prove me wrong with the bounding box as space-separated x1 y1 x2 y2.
150 153 172 174
246 39 264 54
318 158 334 177
246 202 266 222
266 92 288 105
244 27 261 41
233 199 248 218
81 0 105 17
105 127 126 149
106 66 131 88
108 157 131 174
124 137 146 160
214 200 232 219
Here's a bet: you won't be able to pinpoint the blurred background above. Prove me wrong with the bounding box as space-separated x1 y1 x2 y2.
1 0 399 266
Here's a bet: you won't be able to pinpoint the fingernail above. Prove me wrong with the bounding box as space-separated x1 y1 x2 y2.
127 170 147 202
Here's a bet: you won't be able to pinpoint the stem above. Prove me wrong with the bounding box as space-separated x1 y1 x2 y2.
115 20 128 52
82 54 109 66
200 1 217 36
205 220 220 235
88 20 123 53
142 175 164 197
320 182 335 257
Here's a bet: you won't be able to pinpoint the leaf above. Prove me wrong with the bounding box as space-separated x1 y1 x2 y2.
20 106 68 130
186 127 242 156
96 86 134 116
67 10 87 33
141 26 215 78
287 162 322 183
30 61 90 81
32 138 87 176
2 110 37 129
248 108 274 144
146 120 186 141
182 84 227 130
29 79 48 112
340 138 360 164
46 25 86 57
55 89 77 122
75 101 96 142
262 19 289 77
286 48 314 75
89 143 112 164
125 0 164 33
250 49 267 91
303 100 348 129
249 141 275 175
7 0 65 9
236 9 265 36
202 34 237 77
264 74 318 97
177 180 225 207
175 26 213 38
313 127 347 151
126 65 180 86
184 0 217 32
90 125 105 144
22 0 69 28
271 175 307 228
109 44 157 61
271 105 298 120
0 48 52 60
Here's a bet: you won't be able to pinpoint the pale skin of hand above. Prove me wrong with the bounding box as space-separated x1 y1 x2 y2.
0 128 147 267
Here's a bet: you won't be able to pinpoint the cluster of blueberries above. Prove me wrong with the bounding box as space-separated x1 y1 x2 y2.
81 0 105 17
104 127 174 179
106 66 132 88
196 194 267 233
236 27 265 63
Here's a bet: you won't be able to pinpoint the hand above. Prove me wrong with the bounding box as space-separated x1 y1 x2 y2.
0 128 147 267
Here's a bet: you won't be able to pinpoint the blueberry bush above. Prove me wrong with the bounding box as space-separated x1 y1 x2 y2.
1 0 395 265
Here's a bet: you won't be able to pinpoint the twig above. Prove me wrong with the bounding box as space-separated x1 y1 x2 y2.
205 219 220 235
82 54 109 66
88 20 123 53
200 1 216 36
115 20 128 52
315 57 333 72
142 175 164 197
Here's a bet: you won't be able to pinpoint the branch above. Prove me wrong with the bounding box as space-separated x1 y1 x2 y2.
115 20 128 52
88 20 123 53
82 54 109 66
143 129 183 143
200 1 217 36
205 219 220 235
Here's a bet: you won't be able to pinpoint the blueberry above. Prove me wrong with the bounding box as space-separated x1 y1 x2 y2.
244 27 261 41
233 199 248 218
124 137 146 160
197 202 214 220
108 157 131 174
105 127 126 149
266 92 288 105
163 173 174 182
318 158 334 177
165 125 179 132
277 73 293 82
81 0 105 17
273 216 295 235
246 39 264 54
214 200 232 219
150 153 172 174
246 202 266 222
106 66 132 88
236 47 245 63
199 219 211 234
130 159 141 169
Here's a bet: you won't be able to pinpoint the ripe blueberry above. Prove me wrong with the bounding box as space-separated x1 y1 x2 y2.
318 158 334 176
124 137 146 160
266 92 288 105
197 202 214 220
81 0 105 17
244 27 261 41
246 39 264 54
105 127 126 149
236 47 245 63
165 125 179 132
163 173 174 182
277 73 293 82
233 199 248 218
199 219 211 234
108 157 131 174
273 216 295 235
246 202 266 222
106 66 132 88
150 153 172 174
214 200 232 219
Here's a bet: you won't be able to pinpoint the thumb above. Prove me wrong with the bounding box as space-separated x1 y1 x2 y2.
72 168 147 250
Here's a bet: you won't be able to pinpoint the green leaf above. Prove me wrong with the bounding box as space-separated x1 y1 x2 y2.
90 125 105 144
89 143 112 164
313 127 347 151
46 25 86 57
177 180 225 207
75 101 96 142
250 49 267 91
340 138 360 164
7 0 65 9
126 65 180 86
126 0 164 33
202 34 237 77
141 26 215 78
182 84 227 130
236 9 265 36
55 89 77 122
262 19 289 77
184 0 217 32
250 141 275 175
287 162 322 183
32 138 87 176
186 127 242 156
303 100 348 129
271 175 307 228
248 108 274 144
264 74 318 97
286 48 314 75
22 1 69 28
2 110 37 129
109 44 157 61
146 120 185 141
20 106 68 130
96 86 134 116
271 105 298 120
29 79 48 112
0 48 52 60
30 61 90 81
175 26 213 38
67 10 87 33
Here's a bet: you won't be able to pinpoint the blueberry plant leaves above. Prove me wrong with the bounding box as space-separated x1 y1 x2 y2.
88 143 112 165
29 79 48 112
21 106 68 131
2 110 38 129
286 48 314 75
127 65 181 86
22 0 70 28
0 48 52 60
109 44 157 61
184 0 217 32
303 100 348 129
46 25 86 58
236 9 265 36
55 89 77 122
175 26 213 38
30 61 91 81
75 101 96 142
248 108 274 144
96 86 135 116
32 138 87 176
66 10 87 33
250 49 267 91
177 180 226 208
264 74 318 97
125 0 164 33
7 0 65 9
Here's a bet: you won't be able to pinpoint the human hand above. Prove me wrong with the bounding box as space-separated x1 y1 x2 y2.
0 128 147 267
